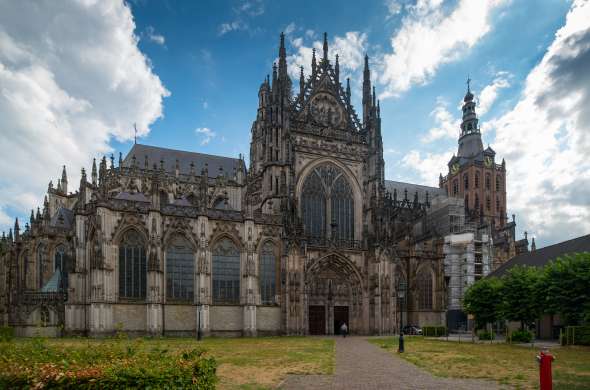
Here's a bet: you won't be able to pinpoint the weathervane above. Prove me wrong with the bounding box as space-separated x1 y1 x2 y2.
467 75 471 92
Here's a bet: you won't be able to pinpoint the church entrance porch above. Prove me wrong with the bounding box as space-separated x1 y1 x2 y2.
304 254 365 335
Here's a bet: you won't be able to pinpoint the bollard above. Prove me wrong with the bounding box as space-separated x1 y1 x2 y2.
536 348 555 390
398 332 405 353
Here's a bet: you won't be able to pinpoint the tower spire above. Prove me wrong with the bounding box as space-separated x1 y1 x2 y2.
311 48 317 75
299 66 305 99
346 77 351 104
91 158 97 185
278 32 288 81
334 54 340 84
322 32 328 61
363 54 372 126
61 165 68 194
457 78 483 158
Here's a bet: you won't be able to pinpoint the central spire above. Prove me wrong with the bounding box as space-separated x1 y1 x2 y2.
323 32 328 60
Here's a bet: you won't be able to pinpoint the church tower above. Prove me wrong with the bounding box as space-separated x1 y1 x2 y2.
440 80 507 228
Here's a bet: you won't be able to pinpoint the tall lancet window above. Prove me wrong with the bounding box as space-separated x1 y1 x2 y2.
417 269 433 310
260 242 277 305
37 244 46 289
301 163 355 241
119 229 147 300
54 244 68 291
166 236 194 302
212 238 240 304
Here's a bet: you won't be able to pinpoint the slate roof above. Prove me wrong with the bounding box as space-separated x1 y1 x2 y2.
123 144 242 178
49 207 74 229
488 234 590 277
384 180 446 203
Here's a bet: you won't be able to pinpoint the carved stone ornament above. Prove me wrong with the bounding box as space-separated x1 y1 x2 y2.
310 93 343 128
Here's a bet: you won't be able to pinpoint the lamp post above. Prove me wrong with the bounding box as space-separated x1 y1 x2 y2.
398 280 407 353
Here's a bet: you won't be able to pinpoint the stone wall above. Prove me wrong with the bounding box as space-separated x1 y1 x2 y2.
113 304 146 332
257 306 281 334
210 305 242 335
164 304 196 331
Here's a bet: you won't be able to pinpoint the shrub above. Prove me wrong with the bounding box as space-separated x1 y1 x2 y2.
509 329 533 343
0 326 14 342
477 330 495 340
422 326 447 337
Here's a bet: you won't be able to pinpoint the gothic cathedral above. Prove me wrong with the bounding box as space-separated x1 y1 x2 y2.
0 33 525 337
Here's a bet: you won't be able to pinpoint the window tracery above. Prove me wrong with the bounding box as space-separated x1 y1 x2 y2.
212 238 240 304
54 244 68 291
417 269 433 310
301 163 354 240
260 242 276 305
166 236 194 301
119 229 147 300
37 244 46 289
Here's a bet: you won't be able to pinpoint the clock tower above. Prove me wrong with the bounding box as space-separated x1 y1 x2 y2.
440 80 507 228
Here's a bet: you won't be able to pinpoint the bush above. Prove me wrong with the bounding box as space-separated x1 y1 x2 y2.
0 326 14 342
509 329 533 343
422 326 447 337
562 326 590 346
477 330 495 340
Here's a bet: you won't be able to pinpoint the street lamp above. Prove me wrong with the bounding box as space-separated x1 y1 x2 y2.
398 279 407 353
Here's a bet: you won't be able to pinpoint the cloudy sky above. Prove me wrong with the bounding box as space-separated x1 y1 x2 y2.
0 0 589 248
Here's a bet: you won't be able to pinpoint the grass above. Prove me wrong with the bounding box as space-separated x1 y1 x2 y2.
370 336 590 390
0 336 334 389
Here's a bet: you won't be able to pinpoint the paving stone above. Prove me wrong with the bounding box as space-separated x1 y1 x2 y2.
280 337 506 390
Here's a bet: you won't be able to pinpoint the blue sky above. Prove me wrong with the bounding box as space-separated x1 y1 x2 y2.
1 0 589 248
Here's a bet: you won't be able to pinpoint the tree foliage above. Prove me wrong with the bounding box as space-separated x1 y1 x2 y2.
542 252 590 326
500 266 543 330
463 277 503 330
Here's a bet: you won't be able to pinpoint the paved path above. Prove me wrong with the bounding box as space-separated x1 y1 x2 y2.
280 337 505 390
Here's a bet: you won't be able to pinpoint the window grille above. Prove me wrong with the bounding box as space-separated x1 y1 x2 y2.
166 236 194 301
417 270 433 310
260 242 276 305
212 238 240 304
301 163 355 241
54 244 68 291
119 230 147 300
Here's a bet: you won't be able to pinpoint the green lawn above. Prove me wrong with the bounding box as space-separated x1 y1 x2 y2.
370 336 590 390
0 336 334 389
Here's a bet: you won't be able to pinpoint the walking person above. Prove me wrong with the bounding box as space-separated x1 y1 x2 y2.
340 322 348 338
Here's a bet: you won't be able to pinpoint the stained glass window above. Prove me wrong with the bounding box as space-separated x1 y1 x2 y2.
166 236 194 301
301 163 354 240
54 244 68 291
119 230 147 300
260 242 276 305
417 270 433 310
212 238 240 304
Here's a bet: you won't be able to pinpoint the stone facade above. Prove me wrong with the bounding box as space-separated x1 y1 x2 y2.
0 33 523 337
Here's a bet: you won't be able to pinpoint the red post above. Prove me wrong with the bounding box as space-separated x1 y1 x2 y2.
537 349 555 390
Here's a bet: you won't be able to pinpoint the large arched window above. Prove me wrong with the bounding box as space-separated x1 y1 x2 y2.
496 176 501 191
166 236 194 302
37 244 46 289
119 230 147 300
260 242 277 305
54 244 68 291
301 164 355 241
417 269 433 310
463 173 469 190
475 172 480 188
212 238 240 304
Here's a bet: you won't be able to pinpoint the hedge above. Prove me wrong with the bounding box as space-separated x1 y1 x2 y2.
509 329 533 343
422 326 447 337
477 330 495 340
562 326 590 346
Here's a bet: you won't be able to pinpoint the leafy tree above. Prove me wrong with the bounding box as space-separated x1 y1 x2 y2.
500 266 543 330
542 252 590 326
463 277 503 330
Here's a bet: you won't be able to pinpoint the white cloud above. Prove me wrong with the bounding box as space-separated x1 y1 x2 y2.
400 150 452 186
487 0 590 245
385 0 402 19
145 25 165 46
218 0 264 36
286 32 368 81
195 127 216 145
478 72 510 116
421 97 460 143
202 100 209 110
0 0 169 233
379 0 506 98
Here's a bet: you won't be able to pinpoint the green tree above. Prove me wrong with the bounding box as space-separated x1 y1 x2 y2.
463 277 503 330
500 266 543 330
543 252 590 326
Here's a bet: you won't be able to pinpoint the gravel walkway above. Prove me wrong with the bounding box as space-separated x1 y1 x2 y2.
280 337 505 390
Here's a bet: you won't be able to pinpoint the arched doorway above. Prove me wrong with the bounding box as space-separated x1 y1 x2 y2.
305 254 363 335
